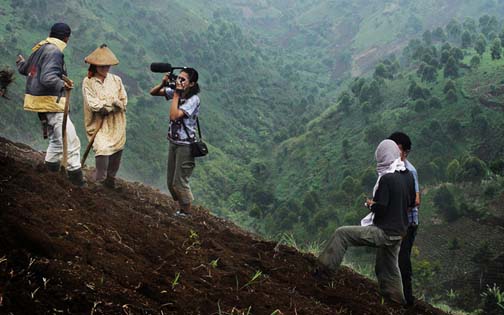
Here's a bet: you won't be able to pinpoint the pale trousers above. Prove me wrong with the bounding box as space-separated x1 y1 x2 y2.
319 225 405 304
45 113 81 171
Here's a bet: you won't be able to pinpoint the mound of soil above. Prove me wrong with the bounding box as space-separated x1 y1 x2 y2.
0 137 446 315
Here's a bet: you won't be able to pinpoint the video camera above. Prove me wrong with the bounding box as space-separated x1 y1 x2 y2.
150 63 187 90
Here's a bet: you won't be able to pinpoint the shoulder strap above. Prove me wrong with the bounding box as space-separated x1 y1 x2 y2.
196 117 202 139
178 97 203 141
180 117 202 142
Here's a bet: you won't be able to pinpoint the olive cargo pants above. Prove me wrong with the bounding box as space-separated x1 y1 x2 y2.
319 225 406 304
167 142 195 206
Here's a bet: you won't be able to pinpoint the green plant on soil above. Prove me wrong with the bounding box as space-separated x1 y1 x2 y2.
240 270 263 290
171 272 181 289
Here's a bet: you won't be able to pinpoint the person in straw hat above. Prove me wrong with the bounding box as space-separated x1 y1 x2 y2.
82 44 127 188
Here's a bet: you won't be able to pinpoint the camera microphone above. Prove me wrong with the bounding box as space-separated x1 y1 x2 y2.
150 63 172 73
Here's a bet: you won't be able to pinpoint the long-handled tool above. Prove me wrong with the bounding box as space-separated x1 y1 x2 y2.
81 116 105 166
61 75 73 170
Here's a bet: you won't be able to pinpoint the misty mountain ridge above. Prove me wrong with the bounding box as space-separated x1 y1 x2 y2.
1 0 504 313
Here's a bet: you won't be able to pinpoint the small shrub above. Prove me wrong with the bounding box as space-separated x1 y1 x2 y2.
481 284 504 315
414 99 428 112
445 89 458 103
429 96 442 108
433 186 459 222
448 238 460 250
490 159 504 175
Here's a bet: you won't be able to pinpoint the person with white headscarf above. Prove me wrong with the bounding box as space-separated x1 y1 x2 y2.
318 139 416 304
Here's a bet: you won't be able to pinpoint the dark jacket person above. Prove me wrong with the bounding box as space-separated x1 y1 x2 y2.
16 22 85 186
318 139 416 304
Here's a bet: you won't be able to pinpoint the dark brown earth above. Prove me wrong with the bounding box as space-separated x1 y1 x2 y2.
0 136 447 315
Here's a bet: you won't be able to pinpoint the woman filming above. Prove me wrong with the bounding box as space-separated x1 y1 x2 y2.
150 68 200 216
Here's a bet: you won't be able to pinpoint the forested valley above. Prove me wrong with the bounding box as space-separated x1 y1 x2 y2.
1 1 504 313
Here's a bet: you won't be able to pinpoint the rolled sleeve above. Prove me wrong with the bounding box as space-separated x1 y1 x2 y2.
179 95 200 117
410 169 419 193
406 161 420 193
17 60 29 76
118 77 128 109
164 87 175 100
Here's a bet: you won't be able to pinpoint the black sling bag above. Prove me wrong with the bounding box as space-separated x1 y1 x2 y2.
181 117 209 158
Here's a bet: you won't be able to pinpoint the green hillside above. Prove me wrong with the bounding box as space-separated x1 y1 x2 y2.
2 1 504 313
258 15 504 314
0 0 337 216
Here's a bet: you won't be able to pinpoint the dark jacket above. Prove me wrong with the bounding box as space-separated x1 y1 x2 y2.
371 170 416 236
16 37 67 112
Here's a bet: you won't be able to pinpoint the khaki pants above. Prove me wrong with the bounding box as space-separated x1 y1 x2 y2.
167 142 195 206
319 225 405 304
45 113 81 171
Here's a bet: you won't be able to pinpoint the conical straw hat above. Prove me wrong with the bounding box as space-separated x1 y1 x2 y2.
84 44 119 66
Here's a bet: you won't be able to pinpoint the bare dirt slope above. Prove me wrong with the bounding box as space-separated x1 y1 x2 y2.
0 137 447 315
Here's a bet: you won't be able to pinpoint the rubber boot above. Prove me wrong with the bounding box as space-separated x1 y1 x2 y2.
45 161 60 172
68 169 86 187
103 177 115 189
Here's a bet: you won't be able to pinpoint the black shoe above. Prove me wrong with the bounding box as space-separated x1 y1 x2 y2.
45 161 60 172
405 297 416 307
68 169 86 187
312 265 332 281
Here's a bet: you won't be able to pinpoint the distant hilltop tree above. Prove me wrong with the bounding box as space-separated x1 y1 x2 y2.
433 185 459 222
444 56 459 78
459 156 488 182
475 35 487 56
461 31 472 48
491 38 502 59
446 19 462 40
479 15 499 38
444 80 456 93
470 55 481 69
432 27 447 42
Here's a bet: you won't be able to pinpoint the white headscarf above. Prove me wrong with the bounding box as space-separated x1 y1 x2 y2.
361 139 406 226
372 139 405 196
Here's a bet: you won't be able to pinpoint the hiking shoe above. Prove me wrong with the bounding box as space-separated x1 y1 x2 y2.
174 209 191 217
405 297 416 307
